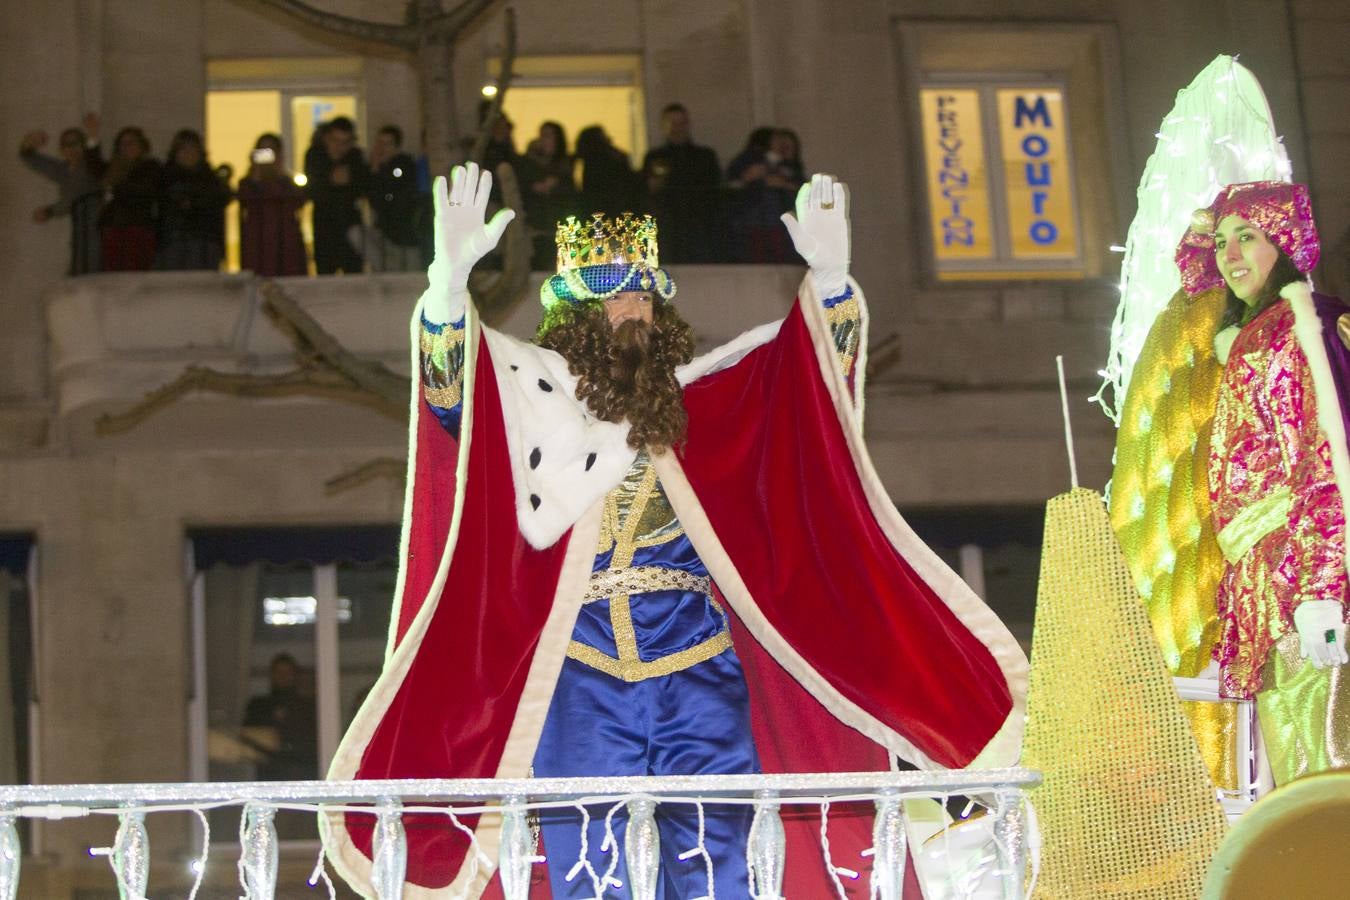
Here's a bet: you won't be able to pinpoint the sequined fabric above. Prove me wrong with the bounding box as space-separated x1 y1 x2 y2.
1108 287 1239 789
1175 181 1320 295
1255 632 1350 785
1022 489 1227 898
419 314 466 422
1208 300 1348 699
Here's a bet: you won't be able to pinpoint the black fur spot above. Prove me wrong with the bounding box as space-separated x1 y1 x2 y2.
538 378 553 392
585 452 597 471
510 364 519 371
529 447 541 469
530 494 541 510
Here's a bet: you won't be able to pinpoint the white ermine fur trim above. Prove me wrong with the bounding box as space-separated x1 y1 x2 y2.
1283 281 1350 578
482 327 636 550
677 319 783 385
484 313 790 550
1214 324 1240 366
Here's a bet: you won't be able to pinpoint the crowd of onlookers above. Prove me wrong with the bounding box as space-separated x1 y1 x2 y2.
506 103 807 269
19 102 807 278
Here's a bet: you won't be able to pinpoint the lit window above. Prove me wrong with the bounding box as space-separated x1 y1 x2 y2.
918 82 1082 279
488 54 647 164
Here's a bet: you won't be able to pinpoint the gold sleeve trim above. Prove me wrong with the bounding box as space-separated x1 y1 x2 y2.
423 382 463 409
825 298 861 379
420 324 466 354
823 297 860 326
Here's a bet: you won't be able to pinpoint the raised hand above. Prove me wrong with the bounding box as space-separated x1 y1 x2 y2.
428 163 515 288
781 173 850 298
20 130 47 153
423 163 516 322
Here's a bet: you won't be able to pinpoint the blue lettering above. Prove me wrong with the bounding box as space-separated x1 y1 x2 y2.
1025 162 1051 186
1021 134 1049 158
1032 191 1049 216
943 220 975 247
1014 95 1052 128
1030 221 1058 244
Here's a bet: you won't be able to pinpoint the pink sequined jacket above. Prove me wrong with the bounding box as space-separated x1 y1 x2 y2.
1209 284 1350 698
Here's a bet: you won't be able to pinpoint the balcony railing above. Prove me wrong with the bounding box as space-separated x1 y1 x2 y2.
0 768 1039 899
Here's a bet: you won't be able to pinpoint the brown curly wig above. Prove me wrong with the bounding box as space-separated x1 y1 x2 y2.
536 299 695 451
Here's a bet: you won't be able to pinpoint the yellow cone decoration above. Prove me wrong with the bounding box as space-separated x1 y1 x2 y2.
1023 488 1227 897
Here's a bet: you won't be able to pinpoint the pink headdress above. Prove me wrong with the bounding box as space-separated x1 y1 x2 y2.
1174 181 1320 295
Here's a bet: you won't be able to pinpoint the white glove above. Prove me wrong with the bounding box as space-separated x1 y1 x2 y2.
423 162 515 323
1294 599 1349 669
781 172 850 299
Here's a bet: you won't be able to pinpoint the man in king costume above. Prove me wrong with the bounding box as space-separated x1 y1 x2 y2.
324 162 1027 897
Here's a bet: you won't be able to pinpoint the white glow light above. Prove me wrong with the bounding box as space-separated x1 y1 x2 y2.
1094 55 1290 426
262 596 353 626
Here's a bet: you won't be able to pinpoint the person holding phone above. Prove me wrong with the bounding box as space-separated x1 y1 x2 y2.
238 133 307 277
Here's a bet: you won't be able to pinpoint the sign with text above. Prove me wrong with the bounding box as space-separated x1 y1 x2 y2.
996 88 1079 260
919 89 994 261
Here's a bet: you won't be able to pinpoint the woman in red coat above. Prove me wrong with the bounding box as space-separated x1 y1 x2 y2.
237 133 308 277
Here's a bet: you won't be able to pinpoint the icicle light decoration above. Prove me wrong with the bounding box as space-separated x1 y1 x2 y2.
0 771 1037 898
1094 55 1290 425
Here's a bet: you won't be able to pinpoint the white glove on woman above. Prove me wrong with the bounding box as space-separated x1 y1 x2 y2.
781 172 850 299
1294 599 1349 669
423 162 515 323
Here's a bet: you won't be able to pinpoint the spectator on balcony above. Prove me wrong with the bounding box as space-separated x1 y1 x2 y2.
642 103 722 263
727 126 806 263
476 100 520 194
238 133 307 277
156 129 231 271
304 116 369 275
87 119 161 271
366 124 421 272
575 124 646 221
18 115 102 274
519 120 579 270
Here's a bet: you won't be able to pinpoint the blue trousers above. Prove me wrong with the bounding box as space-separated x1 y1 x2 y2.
532 652 761 898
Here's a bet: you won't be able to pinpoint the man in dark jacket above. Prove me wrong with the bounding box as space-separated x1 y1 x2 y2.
305 117 370 275
366 125 421 272
642 103 723 263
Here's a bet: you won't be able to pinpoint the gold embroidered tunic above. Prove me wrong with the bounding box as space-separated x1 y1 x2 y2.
1208 300 1348 698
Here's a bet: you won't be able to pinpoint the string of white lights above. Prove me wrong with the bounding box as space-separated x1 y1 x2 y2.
1094 54 1291 425
0 773 1037 900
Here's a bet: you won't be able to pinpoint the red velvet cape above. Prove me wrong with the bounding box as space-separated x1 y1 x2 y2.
324 288 1025 897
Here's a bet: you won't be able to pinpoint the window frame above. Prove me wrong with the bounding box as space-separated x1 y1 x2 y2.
186 527 397 846
894 20 1131 287
916 73 1086 280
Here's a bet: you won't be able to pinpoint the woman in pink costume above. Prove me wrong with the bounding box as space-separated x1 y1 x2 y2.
1177 181 1350 785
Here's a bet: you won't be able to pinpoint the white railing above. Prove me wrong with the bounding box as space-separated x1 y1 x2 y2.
0 768 1038 900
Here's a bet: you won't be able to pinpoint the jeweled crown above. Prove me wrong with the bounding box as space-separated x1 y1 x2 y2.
555 212 660 273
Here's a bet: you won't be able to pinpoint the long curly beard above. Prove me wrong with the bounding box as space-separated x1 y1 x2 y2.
536 301 695 452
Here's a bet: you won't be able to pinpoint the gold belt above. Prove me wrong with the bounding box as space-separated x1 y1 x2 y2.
582 566 712 603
